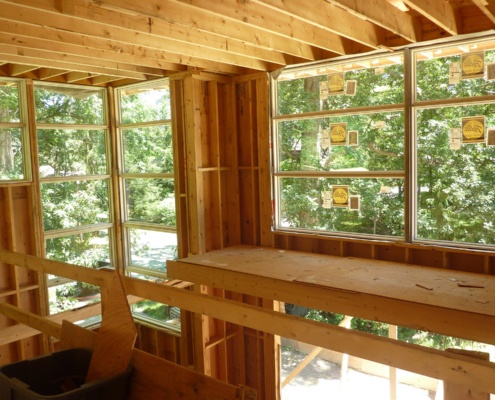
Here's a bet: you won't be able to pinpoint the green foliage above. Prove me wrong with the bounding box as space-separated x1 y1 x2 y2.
304 309 487 351
133 300 179 323
49 281 100 314
34 82 177 319
276 50 495 244
0 82 25 179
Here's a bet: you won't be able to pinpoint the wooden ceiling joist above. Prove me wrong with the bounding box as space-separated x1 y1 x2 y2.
168 0 357 55
0 45 151 81
252 0 392 48
402 0 461 35
471 0 495 24
325 0 421 43
0 1 262 73
0 0 493 84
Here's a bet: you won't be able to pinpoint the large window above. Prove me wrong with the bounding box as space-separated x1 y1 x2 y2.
273 36 495 247
274 55 405 239
0 78 28 181
36 83 111 315
116 79 179 327
414 40 495 246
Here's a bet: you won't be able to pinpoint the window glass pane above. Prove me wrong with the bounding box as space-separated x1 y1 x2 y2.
416 105 495 244
120 83 171 124
45 230 110 268
277 112 404 172
125 178 175 225
416 41 495 101
48 280 101 315
279 177 404 236
35 85 104 125
132 299 180 327
0 81 21 122
129 229 177 273
0 128 24 180
42 180 110 230
38 129 107 177
277 56 403 115
123 125 173 173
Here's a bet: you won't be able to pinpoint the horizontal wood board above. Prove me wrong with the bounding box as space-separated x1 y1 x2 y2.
172 245 494 316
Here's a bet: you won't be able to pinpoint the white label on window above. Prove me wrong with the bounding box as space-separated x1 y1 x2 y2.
449 62 460 84
450 128 461 150
323 191 332 208
319 81 328 100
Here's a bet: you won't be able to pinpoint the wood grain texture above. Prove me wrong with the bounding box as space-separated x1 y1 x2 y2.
85 270 137 382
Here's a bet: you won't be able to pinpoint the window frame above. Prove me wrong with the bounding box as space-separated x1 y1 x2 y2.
115 78 176 281
34 81 113 317
272 35 495 250
272 53 407 241
115 78 180 331
0 77 31 182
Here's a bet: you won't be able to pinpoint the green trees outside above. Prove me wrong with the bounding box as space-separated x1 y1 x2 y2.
35 85 109 313
34 82 178 320
0 81 25 180
277 45 495 352
118 83 178 325
276 63 405 237
415 53 495 244
276 49 495 245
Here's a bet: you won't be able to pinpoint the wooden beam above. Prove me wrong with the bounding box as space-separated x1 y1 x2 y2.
326 0 421 43
7 64 39 77
0 28 169 77
0 249 110 288
402 0 460 35
0 18 184 74
173 0 356 55
166 246 495 347
91 0 294 66
3 249 495 393
121 276 495 394
0 302 62 339
0 45 151 80
38 68 70 80
253 0 385 48
0 295 145 347
471 0 495 24
0 0 270 72
95 0 330 60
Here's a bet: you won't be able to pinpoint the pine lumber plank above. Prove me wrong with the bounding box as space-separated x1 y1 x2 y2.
92 0 314 61
122 275 495 394
167 245 495 346
171 245 495 314
0 248 110 287
254 74 272 248
0 302 61 339
177 0 352 55
2 248 495 394
85 270 137 382
254 0 385 48
402 0 460 35
443 349 490 400
326 0 420 43
60 321 247 400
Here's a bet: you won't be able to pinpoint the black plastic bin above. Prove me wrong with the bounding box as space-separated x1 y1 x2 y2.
0 348 132 400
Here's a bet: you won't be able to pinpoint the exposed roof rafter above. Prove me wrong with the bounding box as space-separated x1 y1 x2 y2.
0 0 491 85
